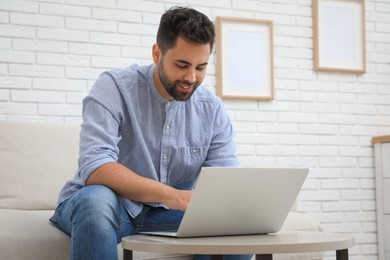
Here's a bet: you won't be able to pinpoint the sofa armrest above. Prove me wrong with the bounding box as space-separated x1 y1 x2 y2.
281 212 323 232
274 213 324 260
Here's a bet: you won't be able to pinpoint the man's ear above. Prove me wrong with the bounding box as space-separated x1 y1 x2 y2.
152 44 161 64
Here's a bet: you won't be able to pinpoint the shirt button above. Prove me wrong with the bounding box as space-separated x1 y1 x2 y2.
165 125 170 130
163 155 168 160
192 148 197 154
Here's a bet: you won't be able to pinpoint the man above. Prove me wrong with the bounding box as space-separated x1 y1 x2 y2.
51 6 251 260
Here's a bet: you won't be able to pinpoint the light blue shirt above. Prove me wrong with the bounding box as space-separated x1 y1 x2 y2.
57 64 240 217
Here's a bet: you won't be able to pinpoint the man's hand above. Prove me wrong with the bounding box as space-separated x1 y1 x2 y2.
164 189 192 212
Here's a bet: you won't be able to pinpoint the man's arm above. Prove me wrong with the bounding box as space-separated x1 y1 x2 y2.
86 162 192 211
80 73 191 211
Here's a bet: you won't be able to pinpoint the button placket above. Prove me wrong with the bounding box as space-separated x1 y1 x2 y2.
159 101 176 184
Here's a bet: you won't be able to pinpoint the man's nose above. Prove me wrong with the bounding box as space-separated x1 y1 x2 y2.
184 68 196 83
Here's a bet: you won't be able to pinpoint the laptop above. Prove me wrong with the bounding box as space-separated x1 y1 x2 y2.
140 167 308 238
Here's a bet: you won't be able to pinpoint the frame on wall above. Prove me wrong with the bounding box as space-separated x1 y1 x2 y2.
313 0 366 74
216 17 274 100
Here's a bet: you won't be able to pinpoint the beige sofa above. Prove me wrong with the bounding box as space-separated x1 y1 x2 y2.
0 121 323 260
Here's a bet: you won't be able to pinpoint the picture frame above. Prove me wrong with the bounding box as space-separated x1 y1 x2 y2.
216 17 274 100
313 0 366 74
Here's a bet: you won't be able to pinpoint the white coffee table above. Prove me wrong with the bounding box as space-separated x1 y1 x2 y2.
122 231 354 260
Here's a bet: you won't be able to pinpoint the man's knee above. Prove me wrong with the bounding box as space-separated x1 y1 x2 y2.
72 185 121 223
75 185 118 205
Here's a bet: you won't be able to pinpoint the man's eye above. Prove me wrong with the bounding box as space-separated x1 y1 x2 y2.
196 66 205 71
176 64 187 69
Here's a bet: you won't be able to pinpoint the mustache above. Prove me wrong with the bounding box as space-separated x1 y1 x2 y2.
175 80 196 87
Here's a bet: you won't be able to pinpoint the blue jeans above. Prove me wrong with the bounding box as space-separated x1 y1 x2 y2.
53 185 252 260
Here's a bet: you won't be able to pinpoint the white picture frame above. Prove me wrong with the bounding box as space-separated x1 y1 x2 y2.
313 0 366 74
216 17 274 100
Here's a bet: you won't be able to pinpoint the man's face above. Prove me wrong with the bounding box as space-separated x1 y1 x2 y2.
153 37 211 101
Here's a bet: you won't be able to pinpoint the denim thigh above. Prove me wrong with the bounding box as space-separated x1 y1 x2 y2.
53 185 185 240
53 185 134 243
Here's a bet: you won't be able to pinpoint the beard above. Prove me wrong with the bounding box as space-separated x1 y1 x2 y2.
157 61 200 101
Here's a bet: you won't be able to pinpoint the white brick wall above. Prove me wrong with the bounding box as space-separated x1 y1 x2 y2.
1 0 389 259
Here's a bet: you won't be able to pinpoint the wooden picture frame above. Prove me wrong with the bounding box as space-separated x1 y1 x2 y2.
313 0 366 74
216 17 274 100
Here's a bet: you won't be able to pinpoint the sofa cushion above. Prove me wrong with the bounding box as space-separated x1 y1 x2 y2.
0 209 194 260
0 209 70 260
0 122 80 210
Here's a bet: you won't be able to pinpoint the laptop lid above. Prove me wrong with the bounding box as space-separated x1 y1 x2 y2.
143 167 308 238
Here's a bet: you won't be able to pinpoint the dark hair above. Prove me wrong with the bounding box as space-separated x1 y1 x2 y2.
156 6 215 54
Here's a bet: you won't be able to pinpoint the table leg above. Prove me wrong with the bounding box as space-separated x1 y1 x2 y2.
123 249 133 260
211 255 223 260
256 254 273 260
336 249 349 260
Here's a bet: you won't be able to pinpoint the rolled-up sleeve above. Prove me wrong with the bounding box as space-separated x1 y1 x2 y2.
76 73 125 184
203 102 240 167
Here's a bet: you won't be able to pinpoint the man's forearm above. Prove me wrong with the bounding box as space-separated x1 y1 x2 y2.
86 162 191 211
